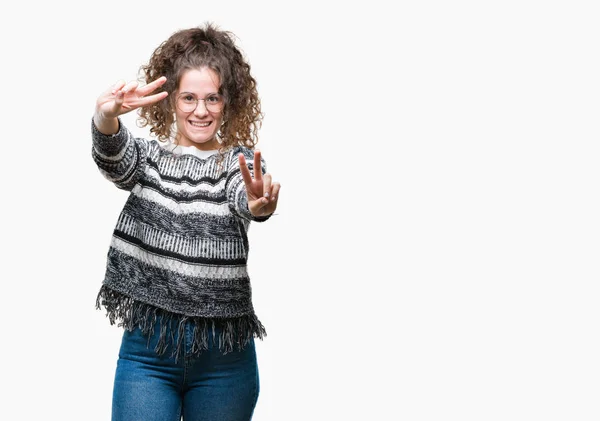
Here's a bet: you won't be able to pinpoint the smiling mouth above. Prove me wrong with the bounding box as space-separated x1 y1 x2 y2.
189 120 212 128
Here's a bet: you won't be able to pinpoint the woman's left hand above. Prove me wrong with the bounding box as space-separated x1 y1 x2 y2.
238 150 280 217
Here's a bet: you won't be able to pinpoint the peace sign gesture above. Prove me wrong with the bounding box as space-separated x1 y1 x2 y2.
239 150 281 217
96 76 169 120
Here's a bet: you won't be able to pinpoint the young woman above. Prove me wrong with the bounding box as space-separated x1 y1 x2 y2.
91 23 280 421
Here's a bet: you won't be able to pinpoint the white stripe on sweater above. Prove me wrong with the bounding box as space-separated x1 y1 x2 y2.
111 236 248 279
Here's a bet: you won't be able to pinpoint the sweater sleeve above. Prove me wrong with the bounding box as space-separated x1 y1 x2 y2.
226 147 272 222
91 117 150 191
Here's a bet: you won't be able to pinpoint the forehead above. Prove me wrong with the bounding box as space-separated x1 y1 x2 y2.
178 67 220 93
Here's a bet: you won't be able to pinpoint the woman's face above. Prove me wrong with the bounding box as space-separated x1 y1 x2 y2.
174 67 224 150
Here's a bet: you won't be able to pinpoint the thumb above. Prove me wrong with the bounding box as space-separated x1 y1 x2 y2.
248 196 269 216
111 90 125 116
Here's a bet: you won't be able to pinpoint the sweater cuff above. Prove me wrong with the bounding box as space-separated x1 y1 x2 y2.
91 117 128 156
239 191 272 222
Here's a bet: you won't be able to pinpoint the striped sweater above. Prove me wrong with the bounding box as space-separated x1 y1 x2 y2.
91 117 271 359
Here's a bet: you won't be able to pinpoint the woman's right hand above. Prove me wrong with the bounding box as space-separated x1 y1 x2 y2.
95 76 169 120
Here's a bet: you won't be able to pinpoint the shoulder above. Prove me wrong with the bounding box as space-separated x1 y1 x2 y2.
229 145 255 159
228 145 267 161
225 145 251 169
226 145 267 175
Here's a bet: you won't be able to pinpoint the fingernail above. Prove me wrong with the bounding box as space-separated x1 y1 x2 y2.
264 192 269 198
262 198 268 204
271 196 276 201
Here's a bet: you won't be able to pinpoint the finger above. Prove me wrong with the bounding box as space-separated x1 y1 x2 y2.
110 80 126 94
238 153 254 187
253 150 263 181
137 76 167 96
135 91 169 107
112 90 125 114
262 173 272 199
270 182 280 203
248 197 268 216
122 80 139 93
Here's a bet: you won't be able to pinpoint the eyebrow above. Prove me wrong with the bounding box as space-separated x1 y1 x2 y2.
179 91 220 96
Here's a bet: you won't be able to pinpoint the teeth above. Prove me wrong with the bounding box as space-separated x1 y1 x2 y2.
190 121 210 127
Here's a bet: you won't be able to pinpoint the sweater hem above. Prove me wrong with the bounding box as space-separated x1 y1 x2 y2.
96 285 267 362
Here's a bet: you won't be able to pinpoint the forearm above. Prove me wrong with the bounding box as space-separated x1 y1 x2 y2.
91 116 128 157
225 147 273 222
227 173 272 222
91 117 147 191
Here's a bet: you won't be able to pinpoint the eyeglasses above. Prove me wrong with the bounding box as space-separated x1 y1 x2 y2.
176 93 225 113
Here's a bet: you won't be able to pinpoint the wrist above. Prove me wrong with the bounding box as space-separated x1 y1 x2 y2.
93 113 120 136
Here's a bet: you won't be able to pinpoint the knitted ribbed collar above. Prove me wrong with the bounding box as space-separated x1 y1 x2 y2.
160 142 220 160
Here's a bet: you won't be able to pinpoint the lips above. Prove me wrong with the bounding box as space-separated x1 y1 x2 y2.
189 120 212 128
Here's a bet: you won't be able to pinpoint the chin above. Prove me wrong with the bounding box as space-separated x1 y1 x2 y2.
189 136 219 148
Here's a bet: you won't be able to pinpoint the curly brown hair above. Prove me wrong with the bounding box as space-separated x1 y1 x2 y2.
137 22 263 161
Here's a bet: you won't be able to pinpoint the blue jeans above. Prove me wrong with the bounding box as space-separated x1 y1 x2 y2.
111 316 260 421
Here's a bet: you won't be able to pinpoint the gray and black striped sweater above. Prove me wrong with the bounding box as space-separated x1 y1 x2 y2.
91 118 271 359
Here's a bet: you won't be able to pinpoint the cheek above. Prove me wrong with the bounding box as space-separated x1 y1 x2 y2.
212 114 224 127
175 110 184 123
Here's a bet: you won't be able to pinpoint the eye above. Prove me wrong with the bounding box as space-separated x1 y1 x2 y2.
182 94 196 102
206 95 222 103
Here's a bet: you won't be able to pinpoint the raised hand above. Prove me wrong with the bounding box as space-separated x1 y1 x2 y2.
95 76 169 120
238 150 280 217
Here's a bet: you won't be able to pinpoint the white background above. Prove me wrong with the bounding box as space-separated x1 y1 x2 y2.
1 1 599 420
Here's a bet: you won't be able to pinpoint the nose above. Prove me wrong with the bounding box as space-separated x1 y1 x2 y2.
193 100 209 117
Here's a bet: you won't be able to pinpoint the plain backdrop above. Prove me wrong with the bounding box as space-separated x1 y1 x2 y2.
1 1 599 420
